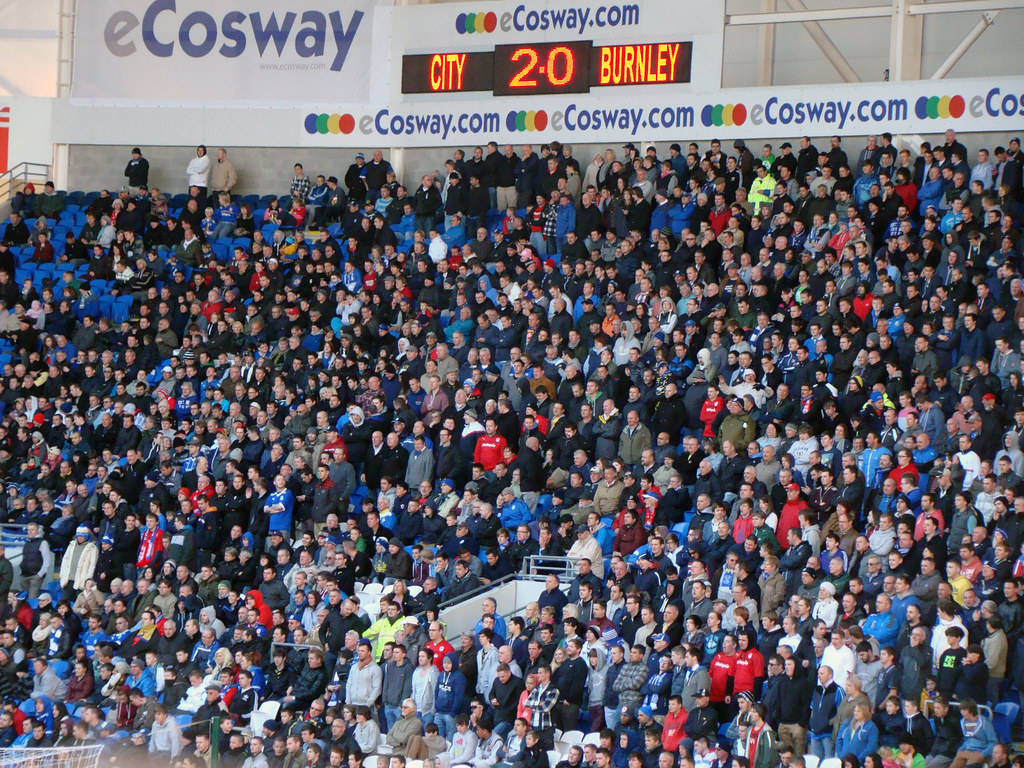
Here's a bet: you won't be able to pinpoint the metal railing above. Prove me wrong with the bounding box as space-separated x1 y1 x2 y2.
0 163 53 206
523 554 581 581
437 571 518 611
0 523 28 546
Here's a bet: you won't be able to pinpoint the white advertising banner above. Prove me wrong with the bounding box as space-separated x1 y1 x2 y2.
71 0 391 105
297 77 1024 147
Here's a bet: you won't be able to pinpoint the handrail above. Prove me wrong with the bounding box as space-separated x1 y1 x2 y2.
0 523 28 545
437 571 519 610
0 163 53 206
523 554 582 581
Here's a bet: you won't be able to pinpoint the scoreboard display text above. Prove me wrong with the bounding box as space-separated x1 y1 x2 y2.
401 40 692 96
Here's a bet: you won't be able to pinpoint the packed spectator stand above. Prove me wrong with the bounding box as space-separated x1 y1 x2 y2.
0 130 1022 768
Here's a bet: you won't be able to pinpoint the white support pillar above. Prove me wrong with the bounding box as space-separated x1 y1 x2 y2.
391 148 407 186
781 0 861 82
56 0 76 98
890 0 924 81
759 0 777 86
930 11 998 78
52 144 70 191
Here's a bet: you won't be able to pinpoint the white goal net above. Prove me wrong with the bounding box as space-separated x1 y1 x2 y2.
0 744 104 768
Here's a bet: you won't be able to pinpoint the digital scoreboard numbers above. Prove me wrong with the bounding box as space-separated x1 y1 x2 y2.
400 41 691 95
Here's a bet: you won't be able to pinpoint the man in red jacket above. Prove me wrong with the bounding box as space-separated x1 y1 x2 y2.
708 634 738 721
662 694 689 753
473 418 508 471
775 483 809 550
732 631 766 703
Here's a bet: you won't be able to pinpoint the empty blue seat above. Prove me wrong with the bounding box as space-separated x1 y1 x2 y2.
993 701 1019 742
97 296 115 318
112 296 133 323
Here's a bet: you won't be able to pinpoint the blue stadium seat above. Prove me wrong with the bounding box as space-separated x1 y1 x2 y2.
98 295 115 318
536 494 553 518
993 702 1019 742
75 299 98 321
112 296 133 323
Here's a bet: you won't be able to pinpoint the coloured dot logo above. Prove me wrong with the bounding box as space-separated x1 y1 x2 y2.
304 113 357 135
505 109 549 132
700 103 747 127
456 12 499 33
914 95 966 120
301 112 358 134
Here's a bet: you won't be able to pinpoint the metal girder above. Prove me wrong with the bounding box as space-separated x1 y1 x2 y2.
727 0 1024 24
727 6 890 24
907 0 1023 12
931 11 999 77
780 0 862 82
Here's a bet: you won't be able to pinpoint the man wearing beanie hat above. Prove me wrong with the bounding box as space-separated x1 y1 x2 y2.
59 525 98 598
385 538 414 585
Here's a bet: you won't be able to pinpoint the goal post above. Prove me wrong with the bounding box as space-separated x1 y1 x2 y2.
0 744 104 768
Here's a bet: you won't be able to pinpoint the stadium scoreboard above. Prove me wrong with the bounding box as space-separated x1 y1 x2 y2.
401 41 692 96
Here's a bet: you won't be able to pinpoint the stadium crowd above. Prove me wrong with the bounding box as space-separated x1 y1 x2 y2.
0 128 1022 768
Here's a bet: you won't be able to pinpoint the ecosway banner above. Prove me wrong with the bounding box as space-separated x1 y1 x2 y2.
72 0 389 104
298 77 1024 147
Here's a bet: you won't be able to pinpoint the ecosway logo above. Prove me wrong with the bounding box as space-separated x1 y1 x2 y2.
456 11 499 33
102 1 364 72
701 103 747 127
305 113 357 134
506 110 549 131
914 95 965 120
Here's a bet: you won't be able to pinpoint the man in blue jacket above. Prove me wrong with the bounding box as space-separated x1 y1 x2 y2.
951 698 998 768
497 488 532 529
862 594 900 647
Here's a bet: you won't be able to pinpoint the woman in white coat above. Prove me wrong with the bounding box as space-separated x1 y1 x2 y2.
59 525 98 599
186 145 212 207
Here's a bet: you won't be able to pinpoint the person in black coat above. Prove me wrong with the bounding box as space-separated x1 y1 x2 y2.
489 664 525 734
1 213 29 246
775 657 812 747
551 639 587 731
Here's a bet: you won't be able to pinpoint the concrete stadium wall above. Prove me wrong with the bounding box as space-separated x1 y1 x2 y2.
438 579 548 638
